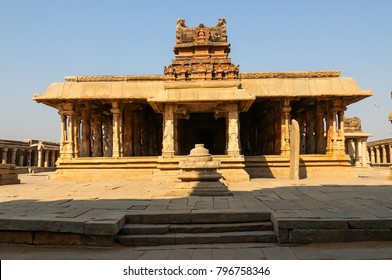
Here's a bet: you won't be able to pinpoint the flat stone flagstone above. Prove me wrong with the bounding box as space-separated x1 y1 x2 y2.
0 169 391 249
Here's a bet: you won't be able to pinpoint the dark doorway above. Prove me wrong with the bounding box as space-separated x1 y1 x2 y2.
178 113 226 155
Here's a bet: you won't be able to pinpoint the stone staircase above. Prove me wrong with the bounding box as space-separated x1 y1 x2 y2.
117 212 277 246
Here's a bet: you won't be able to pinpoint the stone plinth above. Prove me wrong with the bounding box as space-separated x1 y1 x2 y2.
0 162 20 185
172 144 231 196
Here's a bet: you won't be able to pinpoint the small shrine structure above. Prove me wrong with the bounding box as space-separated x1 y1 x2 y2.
33 19 372 181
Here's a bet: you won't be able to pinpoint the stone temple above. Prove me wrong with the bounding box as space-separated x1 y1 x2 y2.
33 19 372 182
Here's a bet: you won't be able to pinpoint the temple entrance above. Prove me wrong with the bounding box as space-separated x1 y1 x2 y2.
177 113 226 155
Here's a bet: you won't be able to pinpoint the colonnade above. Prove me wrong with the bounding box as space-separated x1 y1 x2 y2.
367 140 392 166
280 99 346 157
0 140 59 168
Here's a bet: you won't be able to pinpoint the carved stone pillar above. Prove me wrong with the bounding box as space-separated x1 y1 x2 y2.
2 148 8 163
18 151 24 166
389 144 392 164
280 99 291 156
111 101 121 158
326 101 346 156
44 150 49 168
81 107 91 157
27 150 32 166
73 111 80 158
11 148 17 164
354 139 360 167
226 104 241 156
91 110 103 157
382 145 387 164
37 145 43 168
162 104 176 157
336 109 346 155
59 103 75 158
316 102 326 154
375 146 380 164
52 150 56 167
326 108 337 155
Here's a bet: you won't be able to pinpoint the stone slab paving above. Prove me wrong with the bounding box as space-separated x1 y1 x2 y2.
1 241 392 260
0 168 391 248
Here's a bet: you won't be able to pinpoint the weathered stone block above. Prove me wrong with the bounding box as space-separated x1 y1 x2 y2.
34 232 82 245
84 217 124 235
348 219 392 229
292 229 392 243
0 230 33 244
83 235 114 247
277 219 348 229
0 218 85 233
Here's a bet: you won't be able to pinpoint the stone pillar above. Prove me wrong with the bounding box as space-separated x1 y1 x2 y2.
91 110 103 157
11 148 17 164
336 109 346 155
382 145 387 164
290 119 300 180
361 140 368 167
111 101 121 158
37 145 43 168
315 102 325 154
59 103 75 159
226 104 241 156
326 101 346 157
51 150 57 167
162 104 176 157
354 139 360 167
27 150 32 166
18 151 24 166
326 108 337 155
73 112 80 158
2 148 8 163
280 99 291 156
389 144 392 164
369 147 375 164
375 146 380 164
44 150 49 168
81 108 91 157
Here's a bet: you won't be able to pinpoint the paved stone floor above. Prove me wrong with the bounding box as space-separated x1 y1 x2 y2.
2 241 392 260
0 167 391 259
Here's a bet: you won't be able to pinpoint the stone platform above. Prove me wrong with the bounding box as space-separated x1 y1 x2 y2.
0 168 391 247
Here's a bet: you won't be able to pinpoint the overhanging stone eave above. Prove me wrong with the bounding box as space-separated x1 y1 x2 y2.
147 88 255 113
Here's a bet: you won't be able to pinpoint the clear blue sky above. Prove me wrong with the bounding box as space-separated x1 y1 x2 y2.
1 0 391 142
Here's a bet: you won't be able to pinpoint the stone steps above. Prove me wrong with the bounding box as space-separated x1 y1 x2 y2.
118 231 277 246
121 221 273 235
118 212 277 246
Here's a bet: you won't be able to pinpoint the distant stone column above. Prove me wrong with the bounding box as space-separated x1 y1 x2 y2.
162 104 176 157
67 110 75 157
354 139 360 167
290 119 300 180
73 112 80 158
375 146 380 164
369 147 375 164
382 145 387 164
1 148 8 163
389 144 392 164
226 104 241 156
44 150 49 167
18 151 24 166
326 108 337 155
81 108 91 157
11 148 17 164
27 150 32 166
51 150 57 167
111 101 121 158
280 99 291 156
37 146 43 168
315 102 326 154
336 109 346 155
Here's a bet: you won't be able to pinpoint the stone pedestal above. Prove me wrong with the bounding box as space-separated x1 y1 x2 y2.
171 144 231 196
0 163 20 185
